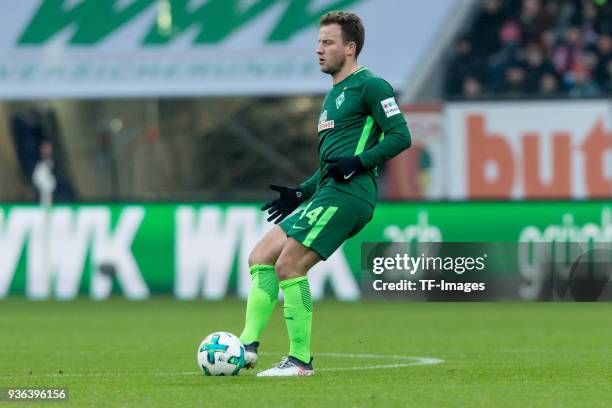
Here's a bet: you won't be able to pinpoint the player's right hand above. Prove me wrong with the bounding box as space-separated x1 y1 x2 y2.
261 185 306 224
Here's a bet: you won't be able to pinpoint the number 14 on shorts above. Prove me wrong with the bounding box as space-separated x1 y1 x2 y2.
292 202 338 230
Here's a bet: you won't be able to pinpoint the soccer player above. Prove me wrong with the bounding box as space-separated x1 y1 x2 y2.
239 11 412 377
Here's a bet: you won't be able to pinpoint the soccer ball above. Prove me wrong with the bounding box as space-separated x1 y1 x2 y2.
197 332 245 376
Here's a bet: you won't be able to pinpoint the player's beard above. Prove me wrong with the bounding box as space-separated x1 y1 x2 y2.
322 55 346 75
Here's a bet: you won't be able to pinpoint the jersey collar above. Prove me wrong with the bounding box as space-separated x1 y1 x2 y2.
333 66 368 88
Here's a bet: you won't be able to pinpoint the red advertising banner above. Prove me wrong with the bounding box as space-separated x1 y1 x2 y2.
445 101 611 199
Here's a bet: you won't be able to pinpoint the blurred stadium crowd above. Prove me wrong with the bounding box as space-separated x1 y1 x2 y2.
445 0 612 98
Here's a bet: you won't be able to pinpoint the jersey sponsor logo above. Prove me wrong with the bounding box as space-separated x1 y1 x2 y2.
318 109 334 132
318 120 335 132
335 92 345 109
381 97 401 117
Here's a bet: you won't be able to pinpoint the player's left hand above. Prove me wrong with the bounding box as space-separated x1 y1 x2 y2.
324 156 366 183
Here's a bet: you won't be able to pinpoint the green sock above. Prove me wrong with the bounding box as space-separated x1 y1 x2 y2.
239 265 279 345
279 276 313 364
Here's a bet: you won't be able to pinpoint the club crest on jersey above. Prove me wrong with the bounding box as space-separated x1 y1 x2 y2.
381 97 401 117
335 92 345 109
318 110 334 132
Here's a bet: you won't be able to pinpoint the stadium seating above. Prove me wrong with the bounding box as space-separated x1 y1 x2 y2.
445 0 611 98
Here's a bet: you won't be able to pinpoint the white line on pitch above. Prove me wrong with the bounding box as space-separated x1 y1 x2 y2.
0 352 443 378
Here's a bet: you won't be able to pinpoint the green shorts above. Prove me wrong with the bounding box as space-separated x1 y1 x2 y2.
279 186 374 260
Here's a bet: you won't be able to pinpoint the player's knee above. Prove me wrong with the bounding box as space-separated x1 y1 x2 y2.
248 227 285 267
275 256 304 281
275 258 290 281
248 247 268 267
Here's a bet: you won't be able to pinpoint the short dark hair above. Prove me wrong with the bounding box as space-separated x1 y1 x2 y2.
319 11 365 57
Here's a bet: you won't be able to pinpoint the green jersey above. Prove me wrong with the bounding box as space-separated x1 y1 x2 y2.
300 67 411 207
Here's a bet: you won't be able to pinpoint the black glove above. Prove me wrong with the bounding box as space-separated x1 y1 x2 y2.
261 185 306 224
324 156 366 183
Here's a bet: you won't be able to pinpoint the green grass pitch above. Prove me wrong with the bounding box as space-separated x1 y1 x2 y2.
1 299 611 407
